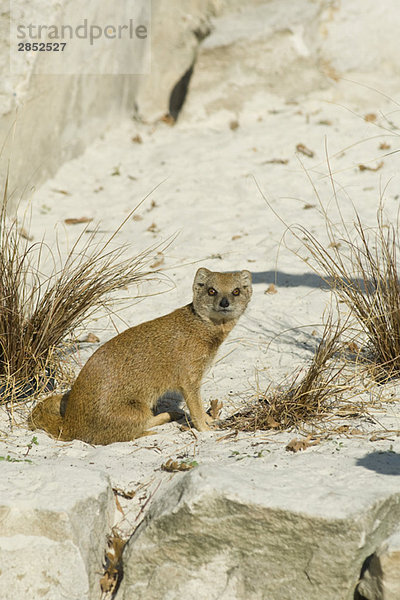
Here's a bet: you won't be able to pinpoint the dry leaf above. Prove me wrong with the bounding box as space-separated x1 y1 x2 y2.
265 284 278 295
229 120 239 130
52 188 71 195
161 113 175 126
81 332 100 343
364 113 377 122
296 143 314 158
318 119 332 126
379 142 391 150
263 158 289 165
150 254 165 269
232 234 242 241
347 341 360 354
303 203 315 210
132 134 143 144
161 459 196 472
147 222 159 233
286 436 320 452
358 161 384 172
266 415 280 428
132 214 143 221
100 533 126 594
209 399 223 420
113 487 135 500
64 217 93 225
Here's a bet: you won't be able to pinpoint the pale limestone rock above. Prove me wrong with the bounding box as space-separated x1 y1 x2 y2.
357 529 400 600
181 0 400 123
0 463 114 600
120 457 400 600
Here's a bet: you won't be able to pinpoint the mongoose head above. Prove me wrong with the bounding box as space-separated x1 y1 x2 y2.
193 268 252 324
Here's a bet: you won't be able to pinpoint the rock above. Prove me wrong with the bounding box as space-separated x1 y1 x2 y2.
0 462 114 600
181 0 400 123
357 528 400 600
119 453 400 600
1 0 149 201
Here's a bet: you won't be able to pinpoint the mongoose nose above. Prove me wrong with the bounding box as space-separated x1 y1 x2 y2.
219 297 230 308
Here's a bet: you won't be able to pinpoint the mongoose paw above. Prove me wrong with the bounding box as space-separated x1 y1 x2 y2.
205 414 214 426
195 422 212 432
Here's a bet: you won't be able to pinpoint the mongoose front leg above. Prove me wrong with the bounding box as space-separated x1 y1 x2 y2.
182 387 211 431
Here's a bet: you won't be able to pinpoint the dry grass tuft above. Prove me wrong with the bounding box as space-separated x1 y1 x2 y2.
297 208 400 381
0 183 160 404
226 317 347 432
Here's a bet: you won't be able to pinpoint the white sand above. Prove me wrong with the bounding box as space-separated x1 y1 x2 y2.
1 86 400 555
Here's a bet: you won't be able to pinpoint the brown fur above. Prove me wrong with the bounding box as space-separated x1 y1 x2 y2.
29 268 252 445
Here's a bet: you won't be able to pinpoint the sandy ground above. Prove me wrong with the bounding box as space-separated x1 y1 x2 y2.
2 86 400 570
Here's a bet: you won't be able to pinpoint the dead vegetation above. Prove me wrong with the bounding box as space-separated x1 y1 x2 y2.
226 317 350 432
297 207 400 381
0 183 160 404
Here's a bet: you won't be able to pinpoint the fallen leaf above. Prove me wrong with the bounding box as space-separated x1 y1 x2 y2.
286 436 320 452
358 161 384 172
83 332 100 343
364 113 377 122
100 533 126 595
113 487 135 499
379 142 391 150
296 143 314 158
147 200 157 211
132 134 143 144
161 459 197 472
303 203 315 210
263 158 289 165
232 234 242 241
52 188 71 195
132 214 143 221
229 120 239 130
150 254 165 269
147 222 159 233
64 217 93 225
265 284 278 295
161 113 175 126
347 341 360 354
266 416 280 428
318 119 332 126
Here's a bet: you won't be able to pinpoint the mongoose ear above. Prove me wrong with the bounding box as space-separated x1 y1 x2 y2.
194 267 211 288
240 270 252 288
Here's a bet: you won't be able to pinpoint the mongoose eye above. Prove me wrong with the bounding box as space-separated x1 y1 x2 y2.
232 288 241 296
208 287 217 296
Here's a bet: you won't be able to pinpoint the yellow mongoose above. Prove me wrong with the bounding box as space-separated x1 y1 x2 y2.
29 268 252 445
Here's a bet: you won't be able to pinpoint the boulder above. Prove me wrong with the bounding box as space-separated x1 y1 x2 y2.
119 453 400 600
357 528 400 600
0 462 114 600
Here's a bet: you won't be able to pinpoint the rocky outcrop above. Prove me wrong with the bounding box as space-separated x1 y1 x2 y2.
0 463 114 600
357 528 400 600
181 0 400 122
119 455 400 600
